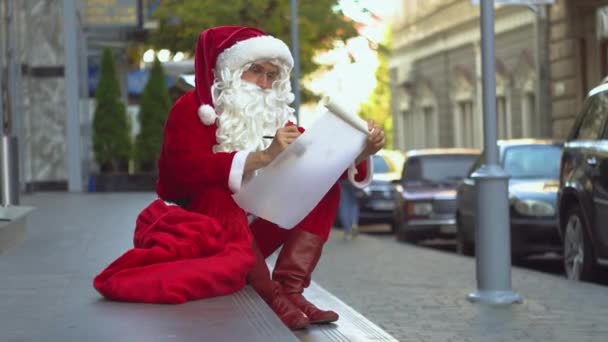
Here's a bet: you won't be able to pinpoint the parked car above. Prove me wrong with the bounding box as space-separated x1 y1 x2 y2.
336 150 404 231
558 82 608 281
394 149 480 243
456 139 563 260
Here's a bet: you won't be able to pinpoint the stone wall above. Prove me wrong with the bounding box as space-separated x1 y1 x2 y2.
22 0 68 185
549 0 582 139
549 0 608 139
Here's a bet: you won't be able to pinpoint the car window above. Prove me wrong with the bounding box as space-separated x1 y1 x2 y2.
467 156 483 176
575 93 608 140
403 154 478 185
373 155 391 173
503 145 562 179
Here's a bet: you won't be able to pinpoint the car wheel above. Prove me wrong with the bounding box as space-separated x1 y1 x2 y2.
455 214 474 256
563 207 598 281
390 220 398 234
390 211 400 234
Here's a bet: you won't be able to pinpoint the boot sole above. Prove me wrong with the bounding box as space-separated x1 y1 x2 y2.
309 316 339 324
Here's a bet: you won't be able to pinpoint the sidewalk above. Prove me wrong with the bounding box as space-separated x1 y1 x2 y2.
312 227 608 341
2 192 607 341
0 192 396 342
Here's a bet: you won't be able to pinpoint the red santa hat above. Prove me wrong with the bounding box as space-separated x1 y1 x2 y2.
194 26 294 126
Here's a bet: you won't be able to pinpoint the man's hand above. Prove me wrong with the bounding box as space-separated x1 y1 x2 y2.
243 126 301 176
263 125 302 161
356 119 386 164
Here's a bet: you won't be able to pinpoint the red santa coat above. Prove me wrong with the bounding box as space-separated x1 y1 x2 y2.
156 91 237 201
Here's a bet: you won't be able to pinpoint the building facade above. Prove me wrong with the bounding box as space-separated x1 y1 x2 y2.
390 1 538 151
550 0 608 136
390 0 608 152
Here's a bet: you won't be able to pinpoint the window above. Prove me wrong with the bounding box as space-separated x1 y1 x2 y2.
603 119 608 139
503 145 562 179
497 96 508 139
372 155 390 174
457 100 474 147
467 156 483 176
403 154 479 184
401 110 410 147
423 106 435 147
521 93 536 138
576 94 608 140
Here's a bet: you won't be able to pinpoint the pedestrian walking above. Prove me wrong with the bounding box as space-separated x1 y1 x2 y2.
338 178 360 240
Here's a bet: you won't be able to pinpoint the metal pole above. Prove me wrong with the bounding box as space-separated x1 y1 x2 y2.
468 0 522 305
5 0 15 135
0 0 5 131
14 0 26 195
1 0 20 205
78 28 91 190
290 0 300 122
63 0 83 192
535 4 552 138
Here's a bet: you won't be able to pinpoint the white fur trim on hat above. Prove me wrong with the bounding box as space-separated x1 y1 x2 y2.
216 35 294 72
198 104 217 126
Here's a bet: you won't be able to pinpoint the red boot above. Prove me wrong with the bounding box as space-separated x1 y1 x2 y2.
247 242 309 330
273 230 339 324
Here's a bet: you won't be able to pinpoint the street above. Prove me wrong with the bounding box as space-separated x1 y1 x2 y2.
357 224 586 280
313 224 608 341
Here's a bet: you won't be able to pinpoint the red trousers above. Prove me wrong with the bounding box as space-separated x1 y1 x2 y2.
187 182 341 257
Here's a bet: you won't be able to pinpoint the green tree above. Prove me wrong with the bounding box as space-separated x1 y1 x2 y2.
134 58 171 172
150 0 357 82
93 48 132 173
358 33 393 149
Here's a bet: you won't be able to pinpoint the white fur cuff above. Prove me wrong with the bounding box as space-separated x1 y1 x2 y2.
198 104 217 126
216 35 294 72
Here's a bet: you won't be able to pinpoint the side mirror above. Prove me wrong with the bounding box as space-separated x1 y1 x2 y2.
463 178 475 186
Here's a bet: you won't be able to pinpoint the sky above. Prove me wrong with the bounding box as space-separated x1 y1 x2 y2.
298 0 398 127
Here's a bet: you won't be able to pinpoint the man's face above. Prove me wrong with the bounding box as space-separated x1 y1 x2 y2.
240 62 279 89
212 59 294 153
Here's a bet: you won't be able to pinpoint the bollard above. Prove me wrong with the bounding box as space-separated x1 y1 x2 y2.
1 135 20 206
469 165 522 304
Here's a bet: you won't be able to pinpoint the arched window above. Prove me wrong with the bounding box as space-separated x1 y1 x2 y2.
495 68 512 140
397 85 413 151
415 81 438 148
513 52 537 138
451 68 476 147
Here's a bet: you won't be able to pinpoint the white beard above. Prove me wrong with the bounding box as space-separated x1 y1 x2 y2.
213 81 294 153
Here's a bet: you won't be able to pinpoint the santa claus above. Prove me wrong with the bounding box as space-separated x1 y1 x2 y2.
95 25 386 331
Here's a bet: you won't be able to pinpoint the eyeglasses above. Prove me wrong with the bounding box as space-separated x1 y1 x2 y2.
245 64 280 83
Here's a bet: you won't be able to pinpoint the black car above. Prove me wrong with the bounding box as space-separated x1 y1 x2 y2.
558 82 608 281
394 149 480 243
456 140 563 260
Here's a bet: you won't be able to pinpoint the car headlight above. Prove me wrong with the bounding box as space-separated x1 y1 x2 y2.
513 199 555 217
408 202 433 216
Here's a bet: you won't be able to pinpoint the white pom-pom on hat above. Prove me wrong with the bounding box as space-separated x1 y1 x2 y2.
198 104 217 126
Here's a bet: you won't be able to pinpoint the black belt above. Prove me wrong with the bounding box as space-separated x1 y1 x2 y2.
161 197 191 209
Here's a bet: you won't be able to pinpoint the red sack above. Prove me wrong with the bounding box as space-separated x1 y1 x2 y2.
93 199 255 304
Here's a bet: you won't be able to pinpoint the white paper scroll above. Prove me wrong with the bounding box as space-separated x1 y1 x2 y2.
232 96 369 229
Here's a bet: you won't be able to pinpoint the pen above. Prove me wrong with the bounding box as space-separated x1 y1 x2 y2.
263 135 274 139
